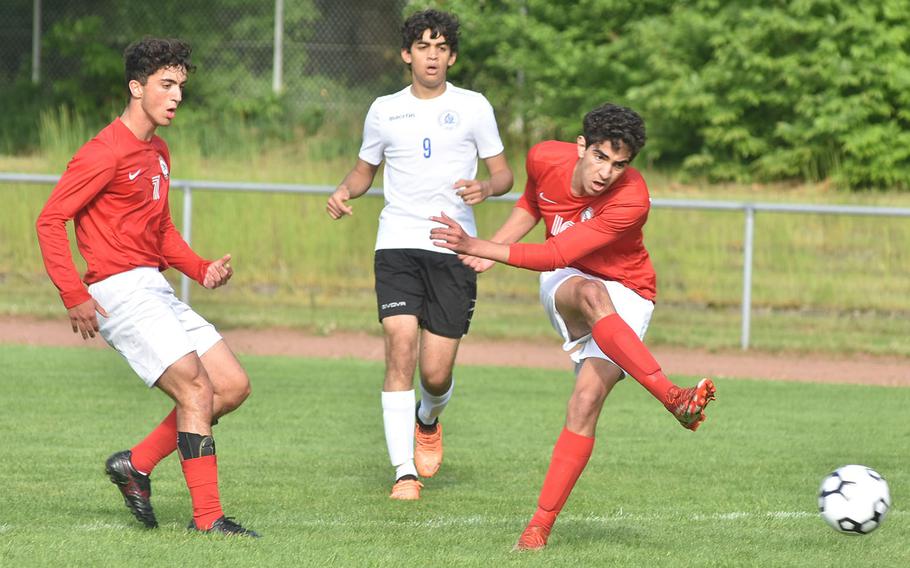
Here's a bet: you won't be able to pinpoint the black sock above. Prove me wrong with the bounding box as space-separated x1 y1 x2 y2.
415 403 438 429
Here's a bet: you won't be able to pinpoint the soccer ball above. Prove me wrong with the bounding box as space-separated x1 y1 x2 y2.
818 464 891 535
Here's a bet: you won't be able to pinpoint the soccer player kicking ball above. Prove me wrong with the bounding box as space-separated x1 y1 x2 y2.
326 9 513 500
35 38 258 537
430 103 715 550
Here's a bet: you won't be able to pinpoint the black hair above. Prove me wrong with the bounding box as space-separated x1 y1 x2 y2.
124 37 195 91
401 9 459 53
582 103 647 160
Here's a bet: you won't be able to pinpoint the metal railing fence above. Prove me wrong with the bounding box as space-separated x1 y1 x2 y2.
5 171 910 350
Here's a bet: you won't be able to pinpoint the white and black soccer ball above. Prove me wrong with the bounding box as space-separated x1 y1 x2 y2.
818 464 891 535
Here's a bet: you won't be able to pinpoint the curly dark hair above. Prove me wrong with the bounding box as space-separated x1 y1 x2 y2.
401 9 459 53
124 37 195 90
582 103 647 160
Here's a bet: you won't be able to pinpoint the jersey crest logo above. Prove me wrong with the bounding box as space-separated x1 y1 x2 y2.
152 175 161 200
551 214 575 236
581 207 595 222
438 110 459 129
158 154 169 179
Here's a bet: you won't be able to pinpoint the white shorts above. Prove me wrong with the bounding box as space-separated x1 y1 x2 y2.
539 267 654 367
88 267 222 387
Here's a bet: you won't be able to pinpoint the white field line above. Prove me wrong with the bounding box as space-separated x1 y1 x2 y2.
289 509 904 529
1 510 901 533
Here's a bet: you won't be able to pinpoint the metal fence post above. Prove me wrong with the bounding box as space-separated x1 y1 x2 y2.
741 205 755 350
32 0 41 84
272 0 284 94
180 185 192 303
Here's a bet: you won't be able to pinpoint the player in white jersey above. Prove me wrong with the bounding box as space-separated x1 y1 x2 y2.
326 9 513 500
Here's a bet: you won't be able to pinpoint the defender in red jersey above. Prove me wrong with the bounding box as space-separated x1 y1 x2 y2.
35 38 257 537
431 103 715 550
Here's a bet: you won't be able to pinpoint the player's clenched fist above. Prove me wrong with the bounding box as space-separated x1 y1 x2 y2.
454 178 491 205
326 186 354 219
203 253 233 289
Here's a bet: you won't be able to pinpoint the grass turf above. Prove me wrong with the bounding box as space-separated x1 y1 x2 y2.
1 344 907 566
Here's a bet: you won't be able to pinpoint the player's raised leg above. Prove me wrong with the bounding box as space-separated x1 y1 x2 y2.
382 315 423 499
414 330 459 478
515 358 620 551
556 277 715 430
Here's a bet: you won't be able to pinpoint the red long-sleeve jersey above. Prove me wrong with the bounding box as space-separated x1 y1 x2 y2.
36 118 210 308
509 141 656 301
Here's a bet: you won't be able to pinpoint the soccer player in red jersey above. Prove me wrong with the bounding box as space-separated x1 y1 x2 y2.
35 38 258 537
430 103 715 550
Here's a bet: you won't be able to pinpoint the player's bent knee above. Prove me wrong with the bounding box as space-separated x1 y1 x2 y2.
571 387 607 415
175 369 214 406
577 279 615 321
230 380 252 408
419 364 452 385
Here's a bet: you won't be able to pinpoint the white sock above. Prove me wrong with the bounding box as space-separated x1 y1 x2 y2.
418 377 454 426
382 390 417 480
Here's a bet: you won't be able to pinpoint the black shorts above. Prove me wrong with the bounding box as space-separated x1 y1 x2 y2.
374 249 477 339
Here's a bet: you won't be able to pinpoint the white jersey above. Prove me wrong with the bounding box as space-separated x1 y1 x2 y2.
359 82 505 253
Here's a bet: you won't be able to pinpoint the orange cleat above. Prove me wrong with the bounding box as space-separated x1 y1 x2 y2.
414 421 443 478
666 377 716 431
389 478 423 500
513 524 550 551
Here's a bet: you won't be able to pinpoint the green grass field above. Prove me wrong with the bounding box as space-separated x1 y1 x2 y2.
1 344 907 566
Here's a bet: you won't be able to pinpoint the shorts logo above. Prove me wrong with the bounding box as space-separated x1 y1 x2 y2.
381 301 407 310
438 110 459 129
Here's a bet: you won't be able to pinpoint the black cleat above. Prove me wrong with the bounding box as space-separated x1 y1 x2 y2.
188 516 261 538
105 450 158 528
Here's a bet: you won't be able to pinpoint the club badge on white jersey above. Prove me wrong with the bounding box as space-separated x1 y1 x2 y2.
438 110 460 130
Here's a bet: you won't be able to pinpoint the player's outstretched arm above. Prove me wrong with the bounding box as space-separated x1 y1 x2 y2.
459 207 538 272
203 254 234 289
327 159 379 219
453 153 513 205
430 212 511 263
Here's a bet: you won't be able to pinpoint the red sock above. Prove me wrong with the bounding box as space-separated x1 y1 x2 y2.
181 455 224 530
592 314 675 406
130 408 177 475
531 428 595 531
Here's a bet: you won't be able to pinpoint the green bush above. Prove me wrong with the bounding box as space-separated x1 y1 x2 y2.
420 0 910 190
